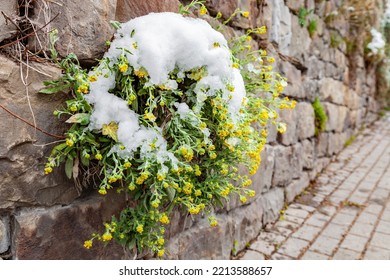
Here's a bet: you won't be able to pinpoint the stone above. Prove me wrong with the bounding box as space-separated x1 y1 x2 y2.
167 212 234 259
278 107 297 145
261 187 284 224
309 235 339 256
324 102 345 132
268 0 292 54
277 237 309 259
231 197 264 253
0 0 18 42
307 56 325 79
279 61 304 98
116 0 180 22
285 172 310 202
339 234 368 253
30 0 117 62
254 145 275 194
285 0 305 12
240 250 265 260
289 14 311 61
0 55 79 210
0 216 10 253
319 78 345 105
13 192 127 259
272 145 293 186
291 143 303 178
302 139 315 169
296 102 315 140
302 78 319 102
327 132 343 155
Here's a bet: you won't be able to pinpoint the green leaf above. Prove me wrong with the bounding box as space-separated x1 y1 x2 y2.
166 187 176 202
102 121 119 142
65 113 90 125
65 157 74 179
80 155 90 167
39 83 71 94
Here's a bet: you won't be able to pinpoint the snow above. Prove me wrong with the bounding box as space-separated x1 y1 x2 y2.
84 12 247 163
367 28 385 55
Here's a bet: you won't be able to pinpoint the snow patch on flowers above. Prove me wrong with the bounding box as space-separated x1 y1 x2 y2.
85 12 246 163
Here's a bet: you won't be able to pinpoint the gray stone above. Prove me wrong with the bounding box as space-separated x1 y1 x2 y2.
316 132 329 157
324 103 340 132
0 55 79 210
292 142 304 179
0 0 18 42
261 187 284 224
301 250 329 260
310 235 339 256
30 0 117 62
254 145 274 194
363 246 390 260
250 239 276 255
285 0 304 12
340 234 368 253
0 216 10 253
269 0 292 54
290 14 311 60
333 248 361 260
278 108 297 145
13 192 127 259
302 139 315 169
277 237 309 259
285 172 310 202
272 145 293 186
307 56 325 79
279 61 304 98
296 102 315 140
231 198 264 253
292 224 322 241
320 78 345 106
240 250 265 260
370 232 390 250
302 78 319 102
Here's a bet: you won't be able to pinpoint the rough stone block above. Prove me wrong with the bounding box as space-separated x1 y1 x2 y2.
307 56 325 79
268 0 292 54
285 0 305 12
285 172 310 202
290 14 311 60
116 0 180 21
0 0 18 42
261 187 284 224
302 139 315 169
272 146 293 186
30 0 117 62
166 212 234 260
292 143 303 179
0 216 10 253
255 145 275 194
12 192 127 259
0 55 78 210
320 78 345 105
296 102 315 140
279 61 304 98
278 107 297 145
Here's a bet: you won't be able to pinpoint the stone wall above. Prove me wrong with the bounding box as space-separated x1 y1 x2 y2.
0 0 385 259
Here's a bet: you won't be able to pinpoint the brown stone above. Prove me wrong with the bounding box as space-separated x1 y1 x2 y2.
0 216 10 253
116 0 181 22
13 192 127 259
0 55 78 210
29 0 117 62
0 0 18 42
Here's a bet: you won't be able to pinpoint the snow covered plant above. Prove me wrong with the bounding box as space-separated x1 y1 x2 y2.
367 28 386 56
42 11 295 257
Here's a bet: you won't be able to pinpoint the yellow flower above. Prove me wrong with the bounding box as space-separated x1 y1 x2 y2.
159 214 170 224
134 69 147 78
88 75 97 82
136 224 144 233
209 152 217 160
200 5 207 15
102 232 112 241
144 112 156 122
123 162 132 169
128 184 136 191
83 240 93 249
240 196 247 203
98 188 107 195
213 42 220 48
157 249 165 257
66 139 74 147
44 167 53 175
151 199 160 208
232 63 240 69
95 153 102 161
209 219 218 227
195 190 202 196
118 63 128 73
157 173 166 181
241 11 250 18
256 26 267 34
157 237 165 246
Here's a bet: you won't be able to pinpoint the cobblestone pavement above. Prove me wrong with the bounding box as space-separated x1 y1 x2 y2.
239 115 390 260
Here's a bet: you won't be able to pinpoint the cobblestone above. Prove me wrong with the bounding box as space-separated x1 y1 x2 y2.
239 115 390 260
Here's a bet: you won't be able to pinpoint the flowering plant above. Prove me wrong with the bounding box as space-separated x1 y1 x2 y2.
42 4 295 257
